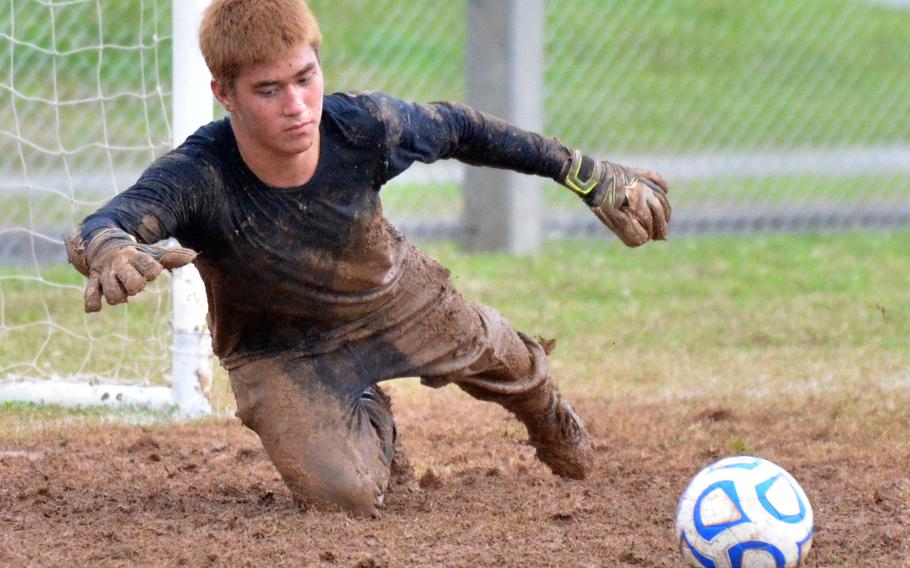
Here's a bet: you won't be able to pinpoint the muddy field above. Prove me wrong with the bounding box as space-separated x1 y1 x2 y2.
1 385 908 567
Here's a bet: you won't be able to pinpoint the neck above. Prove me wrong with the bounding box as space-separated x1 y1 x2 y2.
233 126 320 189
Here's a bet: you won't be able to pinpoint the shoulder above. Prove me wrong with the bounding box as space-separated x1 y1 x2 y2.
138 119 231 188
176 119 232 160
322 91 406 147
323 91 396 119
156 119 230 170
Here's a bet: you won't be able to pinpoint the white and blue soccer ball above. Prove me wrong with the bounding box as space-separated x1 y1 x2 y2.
675 456 814 568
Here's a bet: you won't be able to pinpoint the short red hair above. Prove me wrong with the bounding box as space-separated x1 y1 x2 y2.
199 0 322 86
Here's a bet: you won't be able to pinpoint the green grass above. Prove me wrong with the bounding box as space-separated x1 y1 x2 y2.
420 232 910 399
0 401 175 441
310 0 465 103
3 0 909 153
0 263 172 383
545 0 910 152
2 232 908 427
2 0 909 424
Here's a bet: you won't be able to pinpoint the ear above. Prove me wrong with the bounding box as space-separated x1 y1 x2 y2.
211 79 234 113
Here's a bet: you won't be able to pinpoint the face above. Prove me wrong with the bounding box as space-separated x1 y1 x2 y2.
213 44 324 159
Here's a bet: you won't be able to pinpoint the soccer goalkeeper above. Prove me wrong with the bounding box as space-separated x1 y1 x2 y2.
65 0 671 517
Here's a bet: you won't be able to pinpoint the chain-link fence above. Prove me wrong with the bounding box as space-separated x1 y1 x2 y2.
2 0 908 387
3 0 910 265
317 0 910 238
544 0 910 236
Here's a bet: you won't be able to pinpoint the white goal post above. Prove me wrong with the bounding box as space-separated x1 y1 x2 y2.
166 0 213 416
0 0 213 416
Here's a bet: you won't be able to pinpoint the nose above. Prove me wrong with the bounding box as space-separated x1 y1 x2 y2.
282 85 307 118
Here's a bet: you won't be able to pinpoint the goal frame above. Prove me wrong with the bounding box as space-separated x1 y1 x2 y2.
0 0 213 416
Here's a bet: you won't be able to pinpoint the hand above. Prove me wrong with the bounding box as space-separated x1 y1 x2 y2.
560 150 671 247
590 162 671 247
65 229 197 312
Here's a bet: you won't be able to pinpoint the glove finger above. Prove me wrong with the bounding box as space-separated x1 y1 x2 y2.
117 262 148 296
641 175 670 206
619 218 650 247
142 245 197 270
591 207 648 247
591 207 616 234
629 186 654 238
654 184 672 224
648 195 669 240
636 169 669 193
100 267 128 306
84 272 103 313
598 207 649 247
131 250 164 281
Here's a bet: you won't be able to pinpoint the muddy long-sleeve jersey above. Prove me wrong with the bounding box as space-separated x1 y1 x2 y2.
78 92 571 366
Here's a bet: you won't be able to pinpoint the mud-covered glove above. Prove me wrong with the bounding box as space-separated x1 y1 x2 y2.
558 150 671 247
65 227 197 312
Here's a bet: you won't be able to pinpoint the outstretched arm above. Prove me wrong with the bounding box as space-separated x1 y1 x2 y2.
66 151 205 312
367 93 670 247
66 227 196 312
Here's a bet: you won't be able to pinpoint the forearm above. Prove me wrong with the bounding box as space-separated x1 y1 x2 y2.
75 146 212 248
77 190 176 248
66 200 197 311
378 93 670 245
437 103 667 227
69 181 191 283
431 102 650 203
431 102 571 180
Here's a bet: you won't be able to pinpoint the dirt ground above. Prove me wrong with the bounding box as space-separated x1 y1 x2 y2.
1 385 908 567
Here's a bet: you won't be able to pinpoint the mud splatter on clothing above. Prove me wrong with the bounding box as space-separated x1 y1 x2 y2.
79 92 571 377
77 92 581 513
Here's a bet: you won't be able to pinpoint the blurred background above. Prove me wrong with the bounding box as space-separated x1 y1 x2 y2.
1 0 908 391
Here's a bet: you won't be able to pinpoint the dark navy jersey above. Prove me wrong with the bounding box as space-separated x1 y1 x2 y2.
79 92 570 362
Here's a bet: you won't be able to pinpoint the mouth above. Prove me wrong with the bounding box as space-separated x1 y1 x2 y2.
285 121 314 133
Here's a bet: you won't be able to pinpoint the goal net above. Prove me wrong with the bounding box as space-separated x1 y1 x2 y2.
0 0 211 414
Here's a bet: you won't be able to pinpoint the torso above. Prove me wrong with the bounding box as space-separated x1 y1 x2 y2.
173 98 448 361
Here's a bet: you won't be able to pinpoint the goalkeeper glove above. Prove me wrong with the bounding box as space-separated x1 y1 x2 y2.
559 149 671 247
65 227 197 312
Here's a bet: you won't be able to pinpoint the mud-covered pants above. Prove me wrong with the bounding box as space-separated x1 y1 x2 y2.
227 280 555 516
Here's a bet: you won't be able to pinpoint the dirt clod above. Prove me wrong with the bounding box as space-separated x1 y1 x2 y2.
418 468 442 489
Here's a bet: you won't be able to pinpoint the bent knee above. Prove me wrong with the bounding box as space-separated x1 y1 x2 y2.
285 467 385 517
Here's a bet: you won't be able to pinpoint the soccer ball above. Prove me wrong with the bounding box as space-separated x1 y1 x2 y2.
675 456 814 568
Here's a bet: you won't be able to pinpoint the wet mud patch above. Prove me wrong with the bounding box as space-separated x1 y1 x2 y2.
0 386 907 566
